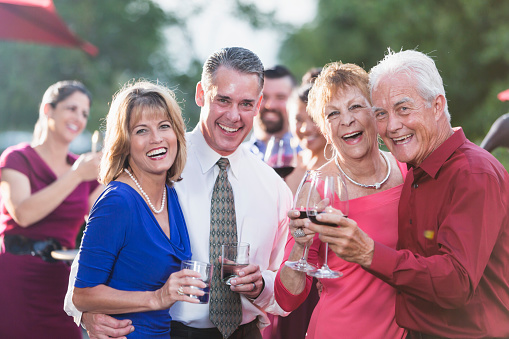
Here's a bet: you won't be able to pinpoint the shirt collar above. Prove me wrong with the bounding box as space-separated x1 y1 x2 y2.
189 126 242 179
412 127 466 179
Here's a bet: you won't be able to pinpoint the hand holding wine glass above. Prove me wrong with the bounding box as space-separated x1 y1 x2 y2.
221 242 250 286
306 171 349 279
264 136 297 178
285 170 317 272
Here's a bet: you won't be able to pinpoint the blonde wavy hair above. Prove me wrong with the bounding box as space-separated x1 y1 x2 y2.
307 62 370 136
99 80 187 186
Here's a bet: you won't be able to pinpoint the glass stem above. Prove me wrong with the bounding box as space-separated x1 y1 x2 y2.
298 243 310 263
323 243 329 268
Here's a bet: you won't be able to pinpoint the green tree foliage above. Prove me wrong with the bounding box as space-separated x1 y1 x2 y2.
278 0 509 141
0 0 202 136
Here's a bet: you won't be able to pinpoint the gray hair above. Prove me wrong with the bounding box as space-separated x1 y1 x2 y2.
369 49 450 121
201 47 264 91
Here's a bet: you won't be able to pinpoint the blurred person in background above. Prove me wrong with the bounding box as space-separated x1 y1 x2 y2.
247 65 297 159
0 80 102 339
275 62 407 338
284 67 328 193
480 113 509 152
480 88 509 153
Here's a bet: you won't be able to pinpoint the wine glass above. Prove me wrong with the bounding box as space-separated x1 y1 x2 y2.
285 171 318 272
306 172 349 279
264 136 297 178
221 242 250 285
91 130 103 153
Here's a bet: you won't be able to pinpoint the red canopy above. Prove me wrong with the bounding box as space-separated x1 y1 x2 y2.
0 0 98 56
498 88 509 102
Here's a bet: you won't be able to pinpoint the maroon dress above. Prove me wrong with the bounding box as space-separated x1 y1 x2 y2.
0 143 99 339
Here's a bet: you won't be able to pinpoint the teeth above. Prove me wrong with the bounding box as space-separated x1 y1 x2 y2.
219 124 239 133
147 148 166 157
68 123 78 132
343 131 362 139
393 134 412 144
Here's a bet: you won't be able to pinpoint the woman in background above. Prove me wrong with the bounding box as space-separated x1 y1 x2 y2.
284 67 328 194
0 80 102 338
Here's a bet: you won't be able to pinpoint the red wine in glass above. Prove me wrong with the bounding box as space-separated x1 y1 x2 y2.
222 263 249 285
307 210 337 226
295 208 308 219
275 166 295 178
264 136 297 179
285 171 317 273
306 172 349 279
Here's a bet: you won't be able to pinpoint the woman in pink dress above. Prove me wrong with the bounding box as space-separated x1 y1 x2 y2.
0 80 103 338
275 62 408 338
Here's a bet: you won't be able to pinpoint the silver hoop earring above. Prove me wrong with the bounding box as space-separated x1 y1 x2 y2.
377 134 384 146
323 143 335 161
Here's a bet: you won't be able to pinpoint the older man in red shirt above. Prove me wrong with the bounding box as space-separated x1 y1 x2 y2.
307 49 509 338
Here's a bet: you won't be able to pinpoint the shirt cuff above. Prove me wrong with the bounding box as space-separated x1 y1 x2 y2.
366 241 398 282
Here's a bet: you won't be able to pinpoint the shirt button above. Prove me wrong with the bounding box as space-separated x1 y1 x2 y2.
409 219 412 224
413 183 418 188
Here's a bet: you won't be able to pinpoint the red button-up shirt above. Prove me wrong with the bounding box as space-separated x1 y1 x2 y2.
369 128 509 338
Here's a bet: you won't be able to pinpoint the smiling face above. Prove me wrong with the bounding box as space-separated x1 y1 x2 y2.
46 91 90 143
290 98 327 154
323 85 376 161
128 107 178 178
372 73 446 167
258 76 294 134
196 66 262 156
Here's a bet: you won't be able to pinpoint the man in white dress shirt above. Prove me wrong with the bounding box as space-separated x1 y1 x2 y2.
64 47 292 339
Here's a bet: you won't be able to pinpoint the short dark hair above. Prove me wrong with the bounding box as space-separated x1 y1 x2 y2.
302 67 323 85
264 65 297 86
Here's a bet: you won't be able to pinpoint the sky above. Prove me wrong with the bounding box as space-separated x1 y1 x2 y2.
156 0 317 70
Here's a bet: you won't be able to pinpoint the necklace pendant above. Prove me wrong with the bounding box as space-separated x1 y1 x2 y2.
375 183 381 189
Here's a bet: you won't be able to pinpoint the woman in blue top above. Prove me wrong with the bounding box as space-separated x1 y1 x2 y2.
73 80 205 338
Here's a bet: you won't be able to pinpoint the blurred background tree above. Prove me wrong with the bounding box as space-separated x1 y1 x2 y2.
277 0 509 166
1 0 509 166
279 0 509 141
0 0 202 139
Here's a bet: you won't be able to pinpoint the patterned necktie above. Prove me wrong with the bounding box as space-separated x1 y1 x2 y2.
209 158 243 338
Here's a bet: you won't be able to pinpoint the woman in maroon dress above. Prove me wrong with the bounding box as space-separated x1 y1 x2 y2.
0 80 103 338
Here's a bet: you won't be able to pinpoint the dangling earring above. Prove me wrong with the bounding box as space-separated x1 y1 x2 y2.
323 142 335 161
377 134 384 147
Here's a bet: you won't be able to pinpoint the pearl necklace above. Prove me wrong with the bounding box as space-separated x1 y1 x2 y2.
335 151 391 190
124 168 166 214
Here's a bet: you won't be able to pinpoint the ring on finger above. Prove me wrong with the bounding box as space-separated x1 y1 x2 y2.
251 282 256 291
294 228 306 238
177 285 185 296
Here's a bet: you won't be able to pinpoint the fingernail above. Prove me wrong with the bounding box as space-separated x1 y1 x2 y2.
231 279 236 285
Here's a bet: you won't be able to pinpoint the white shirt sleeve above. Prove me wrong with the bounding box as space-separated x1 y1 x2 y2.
63 253 83 327
250 179 292 317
